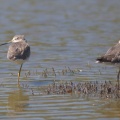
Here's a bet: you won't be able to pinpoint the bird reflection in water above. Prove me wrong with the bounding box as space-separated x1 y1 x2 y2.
7 89 29 115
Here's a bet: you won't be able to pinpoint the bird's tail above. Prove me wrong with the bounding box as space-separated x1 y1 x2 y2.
96 56 105 63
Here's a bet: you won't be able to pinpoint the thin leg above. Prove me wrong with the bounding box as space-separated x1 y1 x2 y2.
117 67 120 89
18 64 23 83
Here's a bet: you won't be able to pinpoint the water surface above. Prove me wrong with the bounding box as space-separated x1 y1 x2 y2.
0 0 120 119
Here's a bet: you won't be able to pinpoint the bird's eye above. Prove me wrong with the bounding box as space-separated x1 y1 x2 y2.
15 37 19 40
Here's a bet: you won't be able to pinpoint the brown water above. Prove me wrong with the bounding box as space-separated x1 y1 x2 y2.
0 0 120 119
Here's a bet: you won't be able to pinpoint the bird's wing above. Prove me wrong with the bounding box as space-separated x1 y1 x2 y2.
7 42 30 61
104 43 119 56
111 50 120 63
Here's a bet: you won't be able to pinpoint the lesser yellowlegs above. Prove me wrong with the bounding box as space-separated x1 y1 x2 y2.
0 35 30 84
96 40 120 89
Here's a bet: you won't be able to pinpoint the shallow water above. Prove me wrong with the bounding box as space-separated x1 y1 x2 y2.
0 0 120 119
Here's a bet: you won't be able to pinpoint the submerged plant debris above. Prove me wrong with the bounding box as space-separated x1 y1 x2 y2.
24 66 83 78
9 66 120 99
30 80 120 99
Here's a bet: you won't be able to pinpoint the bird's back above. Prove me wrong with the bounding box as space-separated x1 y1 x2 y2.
7 41 30 64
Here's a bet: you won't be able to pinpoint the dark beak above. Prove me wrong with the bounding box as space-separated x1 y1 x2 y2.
0 41 12 46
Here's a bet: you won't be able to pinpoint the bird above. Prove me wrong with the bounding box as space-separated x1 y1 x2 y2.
96 40 120 89
0 35 30 85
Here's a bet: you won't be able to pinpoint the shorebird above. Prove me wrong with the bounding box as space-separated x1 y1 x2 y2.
96 40 120 89
0 35 30 84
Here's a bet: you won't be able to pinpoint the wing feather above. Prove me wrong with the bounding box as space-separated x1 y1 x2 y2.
7 41 30 61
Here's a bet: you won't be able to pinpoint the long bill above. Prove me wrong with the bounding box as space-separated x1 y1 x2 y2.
0 40 12 46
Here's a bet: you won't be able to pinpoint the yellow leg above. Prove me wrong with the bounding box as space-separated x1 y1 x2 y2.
18 64 23 84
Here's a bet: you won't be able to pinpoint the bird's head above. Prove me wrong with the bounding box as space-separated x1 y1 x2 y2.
0 35 26 46
11 35 26 43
